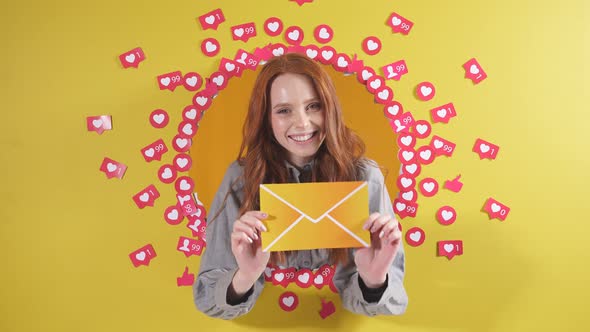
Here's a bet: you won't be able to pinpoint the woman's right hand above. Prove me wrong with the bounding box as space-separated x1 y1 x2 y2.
230 211 270 295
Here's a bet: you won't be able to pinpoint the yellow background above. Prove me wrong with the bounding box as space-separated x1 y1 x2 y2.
1 0 588 331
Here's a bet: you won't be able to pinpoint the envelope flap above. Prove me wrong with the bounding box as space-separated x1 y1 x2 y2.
261 181 366 221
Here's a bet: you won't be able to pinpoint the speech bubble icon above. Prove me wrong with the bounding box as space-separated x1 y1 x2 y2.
430 103 457 124
132 184 160 209
387 12 413 35
483 197 510 221
473 138 500 160
463 58 487 84
157 71 183 91
129 244 157 267
141 138 168 162
393 198 418 219
231 22 257 42
86 115 112 135
100 157 127 179
382 59 408 81
430 135 456 157
437 240 463 260
198 8 225 30
119 47 145 68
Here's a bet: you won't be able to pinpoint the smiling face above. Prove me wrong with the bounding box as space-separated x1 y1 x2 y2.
269 73 325 168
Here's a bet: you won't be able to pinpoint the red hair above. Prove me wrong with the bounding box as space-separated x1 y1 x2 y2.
237 53 367 265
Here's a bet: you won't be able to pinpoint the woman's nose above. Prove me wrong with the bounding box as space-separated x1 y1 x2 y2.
293 109 311 128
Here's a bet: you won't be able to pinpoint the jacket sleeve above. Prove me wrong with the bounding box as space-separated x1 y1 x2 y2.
193 162 265 320
332 161 409 316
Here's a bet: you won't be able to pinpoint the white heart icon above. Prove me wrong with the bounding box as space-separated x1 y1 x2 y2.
314 275 324 284
162 168 173 179
274 273 285 282
480 144 490 153
92 119 103 128
160 77 171 86
402 151 414 161
205 15 215 25
282 296 295 307
401 178 412 188
321 50 333 60
272 48 284 56
470 64 480 74
168 209 179 220
491 203 501 213
177 158 189 169
288 30 300 41
444 244 454 253
391 17 402 26
268 22 279 32
387 105 400 116
420 150 432 160
319 28 330 39
196 96 208 106
369 80 381 90
423 182 435 192
176 138 188 148
125 54 135 63
433 139 443 149
186 76 198 87
107 163 117 172
135 252 146 261
367 40 378 51
378 89 390 100
416 124 427 135
180 179 191 190
225 63 235 72
297 274 309 283
409 231 421 242
144 148 155 158
212 75 224 87
442 210 453 221
139 193 150 202
306 49 318 59
153 114 165 124
437 109 447 118
362 70 373 81
400 136 412 146
405 164 417 174
182 124 193 135
337 57 348 68
420 86 432 96
402 191 414 201
185 109 197 120
396 202 406 212
205 41 217 53
234 28 244 37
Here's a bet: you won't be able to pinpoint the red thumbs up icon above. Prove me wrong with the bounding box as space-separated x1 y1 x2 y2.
177 266 195 287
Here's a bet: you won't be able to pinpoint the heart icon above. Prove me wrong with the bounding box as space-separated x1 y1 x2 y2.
162 168 173 179
437 205 456 225
396 202 406 212
480 144 490 153
405 164 418 175
268 22 279 32
185 109 196 120
419 150 432 160
370 80 381 90
368 40 378 51
437 109 447 118
144 148 155 158
470 64 480 74
212 75 224 87
319 28 330 39
125 54 135 63
416 125 427 135
401 178 412 188
444 244 454 253
433 139 443 149
362 70 373 81
314 275 324 284
337 56 348 68
205 41 217 53
177 158 189 169
391 17 402 26
186 76 198 87
421 86 432 96
423 182 435 192
196 97 208 106
409 231 421 242
272 48 284 56
442 210 453 221
139 193 150 202
405 227 426 246
176 138 188 148
168 210 179 220
402 191 414 201
402 151 414 161
135 252 146 261
386 104 400 117
298 274 309 283
283 296 295 307
401 136 412 146
107 163 117 173
160 77 171 86
153 114 165 124
182 124 193 135
225 63 235 72
306 49 318 59
205 15 214 24
275 273 285 282
288 30 300 41
491 203 501 213
321 50 333 60
180 179 190 191
378 89 390 100
92 119 103 128
234 28 244 37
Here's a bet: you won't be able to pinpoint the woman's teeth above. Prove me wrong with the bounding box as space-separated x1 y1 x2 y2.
290 132 314 142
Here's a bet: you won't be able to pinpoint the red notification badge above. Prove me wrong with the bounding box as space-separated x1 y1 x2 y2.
388 12 413 35
463 58 487 84
177 266 195 287
173 154 192 173
231 22 257 42
430 135 456 157
444 175 463 193
201 38 220 57
198 8 225 30
86 115 112 135
389 112 415 134
187 213 207 238
416 81 435 101
219 57 244 78
157 71 183 91
473 138 500 160
177 236 205 257
393 198 418 219
182 72 202 91
483 197 510 221
285 26 304 45
405 227 425 247
437 206 457 225
416 145 435 165
264 17 283 36
157 164 177 184
278 291 299 312
437 240 463 260
314 24 333 44
172 135 191 153
412 120 432 139
362 36 381 56
100 157 127 179
132 184 160 209
419 177 439 197
141 138 168 162
319 298 336 319
175 176 194 195
164 204 184 225
129 244 156 267
382 60 408 81
119 47 145 68
149 109 169 129
430 103 457 124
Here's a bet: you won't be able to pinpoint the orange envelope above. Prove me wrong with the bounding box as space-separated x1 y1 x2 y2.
259 181 370 252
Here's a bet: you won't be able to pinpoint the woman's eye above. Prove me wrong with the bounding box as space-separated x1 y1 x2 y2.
277 108 289 114
307 103 321 110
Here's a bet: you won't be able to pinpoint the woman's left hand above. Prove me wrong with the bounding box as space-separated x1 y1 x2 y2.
354 212 402 288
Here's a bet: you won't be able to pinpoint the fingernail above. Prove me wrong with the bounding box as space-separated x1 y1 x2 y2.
363 223 369 230
247 237 253 244
261 224 268 232
379 230 385 238
252 232 259 240
261 213 268 218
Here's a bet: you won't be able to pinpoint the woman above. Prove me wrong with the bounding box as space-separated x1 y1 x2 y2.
194 53 408 319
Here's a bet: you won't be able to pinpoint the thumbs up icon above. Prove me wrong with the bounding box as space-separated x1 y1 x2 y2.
444 175 463 193
177 266 195 287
